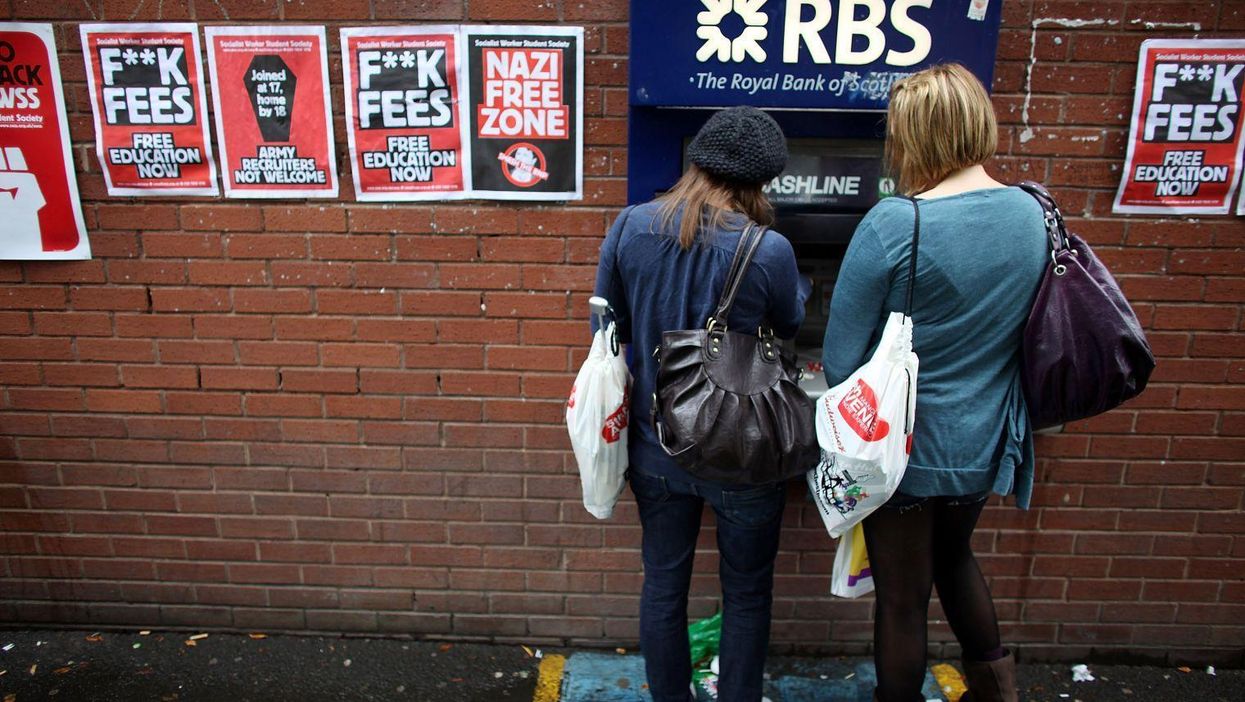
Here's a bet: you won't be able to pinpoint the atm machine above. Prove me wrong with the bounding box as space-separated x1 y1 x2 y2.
626 0 1004 394
631 109 891 395
761 135 888 396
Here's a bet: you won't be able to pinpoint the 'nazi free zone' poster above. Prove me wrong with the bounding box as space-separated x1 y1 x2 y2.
81 23 218 196
341 26 467 201
205 26 338 199
465 25 583 201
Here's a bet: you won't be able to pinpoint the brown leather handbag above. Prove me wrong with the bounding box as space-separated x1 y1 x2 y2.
651 224 819 484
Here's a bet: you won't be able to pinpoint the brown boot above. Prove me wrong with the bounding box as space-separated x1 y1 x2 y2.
960 650 1018 702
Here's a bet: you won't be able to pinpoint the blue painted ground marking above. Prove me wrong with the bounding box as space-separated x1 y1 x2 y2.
559 653 950 702
921 668 946 700
561 652 654 702
772 675 862 699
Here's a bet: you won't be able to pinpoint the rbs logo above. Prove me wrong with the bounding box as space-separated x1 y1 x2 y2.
696 0 933 67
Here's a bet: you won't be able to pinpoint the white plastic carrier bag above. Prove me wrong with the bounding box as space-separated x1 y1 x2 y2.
809 197 923 539
830 522 874 598
566 309 631 519
807 310 919 538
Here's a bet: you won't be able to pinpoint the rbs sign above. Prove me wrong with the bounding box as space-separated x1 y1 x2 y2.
630 0 1003 110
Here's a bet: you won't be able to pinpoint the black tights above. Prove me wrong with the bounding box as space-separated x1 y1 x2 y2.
862 496 1001 702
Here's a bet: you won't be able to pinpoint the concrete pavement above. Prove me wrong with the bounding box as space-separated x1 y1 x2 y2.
0 630 1240 701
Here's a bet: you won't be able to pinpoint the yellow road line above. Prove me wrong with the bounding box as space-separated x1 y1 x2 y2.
931 663 968 702
532 654 567 702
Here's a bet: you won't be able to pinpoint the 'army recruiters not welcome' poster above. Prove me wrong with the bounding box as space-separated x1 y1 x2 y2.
205 26 338 199
342 26 467 201
81 23 218 196
0 23 89 259
1114 39 1245 215
464 25 583 201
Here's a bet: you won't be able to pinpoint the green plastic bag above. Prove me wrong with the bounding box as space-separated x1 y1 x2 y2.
688 611 722 668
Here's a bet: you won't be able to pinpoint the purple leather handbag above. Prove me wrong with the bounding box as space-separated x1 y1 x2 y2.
1018 182 1155 429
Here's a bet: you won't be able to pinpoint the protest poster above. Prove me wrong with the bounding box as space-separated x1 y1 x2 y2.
341 26 467 201
80 23 218 196
463 25 582 201
205 26 338 199
1113 39 1245 215
0 23 89 259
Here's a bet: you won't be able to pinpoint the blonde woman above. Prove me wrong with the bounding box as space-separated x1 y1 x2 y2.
594 106 806 702
822 64 1046 702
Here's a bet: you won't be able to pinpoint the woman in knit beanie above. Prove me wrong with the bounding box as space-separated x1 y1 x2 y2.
592 106 807 702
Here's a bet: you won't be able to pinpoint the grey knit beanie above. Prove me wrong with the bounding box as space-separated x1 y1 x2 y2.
686 106 788 184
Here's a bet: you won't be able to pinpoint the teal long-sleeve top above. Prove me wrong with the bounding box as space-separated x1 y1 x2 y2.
821 187 1047 508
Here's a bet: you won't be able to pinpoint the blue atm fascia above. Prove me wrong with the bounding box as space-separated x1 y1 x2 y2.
626 0 1004 204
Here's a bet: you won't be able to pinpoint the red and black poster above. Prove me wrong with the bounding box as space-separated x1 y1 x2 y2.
341 26 466 202
205 26 338 199
80 23 218 197
1114 39 1245 215
464 25 582 201
0 23 89 259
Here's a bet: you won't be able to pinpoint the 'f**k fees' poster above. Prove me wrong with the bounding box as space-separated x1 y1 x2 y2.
81 23 218 196
341 26 467 201
1114 39 1245 215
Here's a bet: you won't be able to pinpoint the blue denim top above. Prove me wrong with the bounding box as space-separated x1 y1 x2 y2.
592 201 808 486
821 188 1048 508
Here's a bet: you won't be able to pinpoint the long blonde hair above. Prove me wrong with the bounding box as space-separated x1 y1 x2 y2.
655 164 775 250
885 63 998 195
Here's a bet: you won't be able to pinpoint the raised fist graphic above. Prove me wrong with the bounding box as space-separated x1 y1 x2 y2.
0 147 48 258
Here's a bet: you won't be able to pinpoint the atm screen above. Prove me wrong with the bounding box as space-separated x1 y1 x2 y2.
678 138 886 201
678 137 887 247
763 138 886 212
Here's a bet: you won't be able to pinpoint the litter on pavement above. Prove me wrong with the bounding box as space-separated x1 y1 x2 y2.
1072 664 1096 682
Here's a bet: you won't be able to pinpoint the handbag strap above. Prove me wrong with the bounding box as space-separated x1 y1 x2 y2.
1016 180 1070 255
717 224 755 313
900 196 921 318
709 223 767 330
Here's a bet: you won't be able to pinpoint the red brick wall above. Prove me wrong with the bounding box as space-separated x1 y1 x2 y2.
1 0 1241 663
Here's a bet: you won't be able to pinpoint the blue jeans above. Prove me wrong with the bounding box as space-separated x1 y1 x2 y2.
629 469 787 702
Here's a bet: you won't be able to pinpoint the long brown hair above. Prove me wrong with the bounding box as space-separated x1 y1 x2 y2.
655 164 775 250
885 63 998 195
